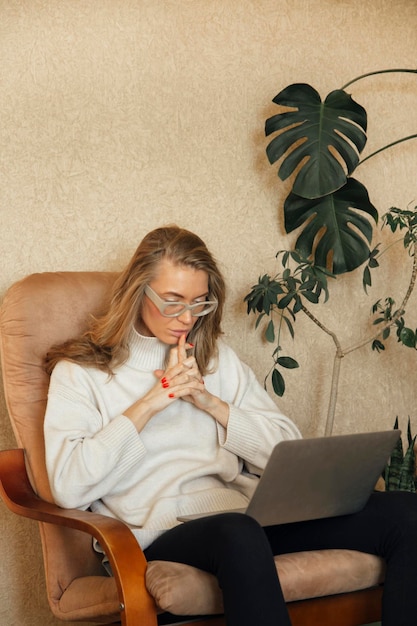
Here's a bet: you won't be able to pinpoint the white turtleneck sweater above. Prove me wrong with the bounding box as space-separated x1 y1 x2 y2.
44 330 301 549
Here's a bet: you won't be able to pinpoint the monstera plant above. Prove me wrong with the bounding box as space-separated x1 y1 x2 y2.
245 69 417 435
265 69 417 274
265 84 376 274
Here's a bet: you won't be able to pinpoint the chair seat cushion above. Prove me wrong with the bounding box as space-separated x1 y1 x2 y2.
56 549 386 620
145 549 386 616
274 549 385 602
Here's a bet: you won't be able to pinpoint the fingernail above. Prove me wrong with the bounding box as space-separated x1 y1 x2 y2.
161 377 167 383
162 381 170 388
168 393 175 398
188 342 194 347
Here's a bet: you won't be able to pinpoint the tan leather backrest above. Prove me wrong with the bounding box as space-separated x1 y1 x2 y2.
0 271 118 503
0 271 118 501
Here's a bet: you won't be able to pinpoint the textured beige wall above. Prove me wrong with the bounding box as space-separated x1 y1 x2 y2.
1 0 416 623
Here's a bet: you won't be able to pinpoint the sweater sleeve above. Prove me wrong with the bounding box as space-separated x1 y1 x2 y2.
44 361 146 509
210 342 302 473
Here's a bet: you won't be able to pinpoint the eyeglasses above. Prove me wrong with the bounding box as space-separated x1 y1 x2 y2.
145 285 218 318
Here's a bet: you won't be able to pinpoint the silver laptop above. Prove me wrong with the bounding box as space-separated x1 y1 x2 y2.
177 430 400 526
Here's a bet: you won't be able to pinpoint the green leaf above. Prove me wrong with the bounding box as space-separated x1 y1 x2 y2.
373 317 386 326
363 265 371 293
372 299 381 314
244 276 285 316
271 368 285 397
281 250 290 266
265 319 275 343
372 339 385 352
278 292 295 309
407 417 413 448
283 315 295 339
382 327 391 340
284 179 378 274
293 295 303 314
395 318 405 339
265 84 367 199
400 327 416 348
393 427 415 492
276 356 299 369
254 313 266 329
301 290 319 304
244 287 263 314
385 431 404 491
383 418 417 493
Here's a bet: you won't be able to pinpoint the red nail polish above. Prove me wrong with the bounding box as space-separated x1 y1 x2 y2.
188 342 194 347
161 377 167 383
162 382 170 388
168 393 175 398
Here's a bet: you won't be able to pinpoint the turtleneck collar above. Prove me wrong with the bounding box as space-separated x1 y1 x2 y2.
126 327 170 371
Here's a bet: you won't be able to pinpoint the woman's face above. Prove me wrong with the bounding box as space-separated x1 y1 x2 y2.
137 258 209 344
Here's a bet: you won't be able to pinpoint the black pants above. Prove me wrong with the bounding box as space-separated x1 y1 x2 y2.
144 491 417 626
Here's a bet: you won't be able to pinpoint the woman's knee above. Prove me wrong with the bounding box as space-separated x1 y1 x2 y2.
371 491 417 526
206 512 272 559
210 511 264 536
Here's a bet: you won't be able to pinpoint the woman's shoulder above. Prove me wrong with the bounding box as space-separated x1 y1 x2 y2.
49 358 106 389
215 337 238 359
214 338 253 376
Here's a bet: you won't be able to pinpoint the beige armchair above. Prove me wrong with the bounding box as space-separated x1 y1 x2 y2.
0 271 385 626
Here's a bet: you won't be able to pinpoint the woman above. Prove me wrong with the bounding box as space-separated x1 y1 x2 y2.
44 225 417 626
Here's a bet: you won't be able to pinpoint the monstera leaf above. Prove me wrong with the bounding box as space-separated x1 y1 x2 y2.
265 84 367 199
284 178 378 274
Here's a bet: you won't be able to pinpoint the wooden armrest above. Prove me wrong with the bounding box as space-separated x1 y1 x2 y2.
0 449 157 626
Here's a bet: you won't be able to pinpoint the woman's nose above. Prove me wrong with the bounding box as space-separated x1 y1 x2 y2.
177 309 193 324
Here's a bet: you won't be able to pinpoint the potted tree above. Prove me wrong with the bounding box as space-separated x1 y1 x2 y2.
245 69 417 436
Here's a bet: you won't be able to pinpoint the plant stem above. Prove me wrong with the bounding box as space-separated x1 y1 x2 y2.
375 236 405 261
300 304 344 435
341 69 417 91
325 354 342 436
300 304 343 354
358 135 417 168
342 69 417 171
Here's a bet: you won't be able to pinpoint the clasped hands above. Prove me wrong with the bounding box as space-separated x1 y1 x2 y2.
154 334 206 408
126 334 229 431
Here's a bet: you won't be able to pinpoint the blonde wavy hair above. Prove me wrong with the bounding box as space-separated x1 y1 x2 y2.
45 226 225 376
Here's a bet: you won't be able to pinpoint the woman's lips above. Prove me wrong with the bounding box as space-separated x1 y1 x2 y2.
170 329 191 337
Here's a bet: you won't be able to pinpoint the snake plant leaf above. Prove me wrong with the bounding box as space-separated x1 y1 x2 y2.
399 437 416 492
265 84 367 199
284 178 378 274
407 417 413 448
385 432 404 491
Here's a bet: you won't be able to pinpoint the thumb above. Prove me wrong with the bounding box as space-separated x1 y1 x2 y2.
154 369 164 380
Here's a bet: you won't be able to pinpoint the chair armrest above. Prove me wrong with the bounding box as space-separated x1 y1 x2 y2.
0 448 157 626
